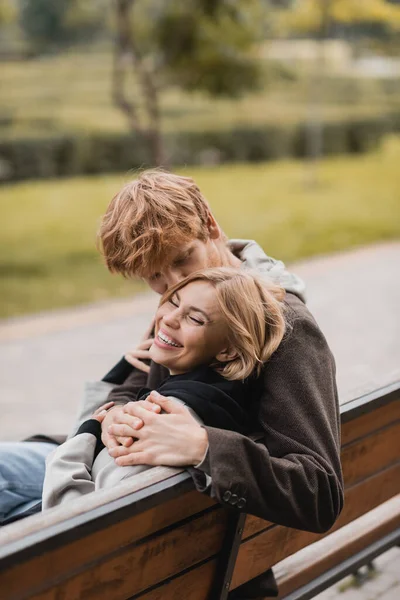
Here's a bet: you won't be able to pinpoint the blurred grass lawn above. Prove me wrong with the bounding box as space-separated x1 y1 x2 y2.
1 50 398 137
1 136 399 319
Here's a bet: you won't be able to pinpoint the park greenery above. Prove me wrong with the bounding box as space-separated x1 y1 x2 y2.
1 135 399 318
0 46 399 181
1 0 400 177
0 1 399 318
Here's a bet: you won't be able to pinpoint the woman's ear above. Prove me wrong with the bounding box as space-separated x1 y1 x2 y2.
215 346 238 364
206 211 221 240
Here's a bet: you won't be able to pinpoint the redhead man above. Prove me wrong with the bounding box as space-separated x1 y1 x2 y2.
95 171 343 597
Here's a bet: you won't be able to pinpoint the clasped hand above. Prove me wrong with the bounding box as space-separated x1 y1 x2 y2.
101 391 208 468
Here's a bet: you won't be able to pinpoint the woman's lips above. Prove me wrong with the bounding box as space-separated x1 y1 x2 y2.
154 329 183 349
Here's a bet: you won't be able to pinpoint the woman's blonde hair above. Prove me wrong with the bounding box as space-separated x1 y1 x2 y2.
160 267 286 381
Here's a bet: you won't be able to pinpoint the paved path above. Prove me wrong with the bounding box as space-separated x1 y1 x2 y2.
0 241 399 598
1 241 399 442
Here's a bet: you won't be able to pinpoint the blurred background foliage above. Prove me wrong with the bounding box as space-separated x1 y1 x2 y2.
0 0 399 317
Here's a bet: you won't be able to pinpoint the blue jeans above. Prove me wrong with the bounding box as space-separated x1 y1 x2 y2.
0 441 57 523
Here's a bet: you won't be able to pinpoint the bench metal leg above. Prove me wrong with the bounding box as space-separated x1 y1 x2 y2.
211 511 246 600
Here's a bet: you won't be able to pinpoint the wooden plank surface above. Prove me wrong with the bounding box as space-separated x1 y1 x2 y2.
10 508 227 600
0 489 215 599
133 464 400 600
341 420 400 486
230 462 400 590
3 402 399 600
341 397 400 445
275 495 400 598
242 416 400 542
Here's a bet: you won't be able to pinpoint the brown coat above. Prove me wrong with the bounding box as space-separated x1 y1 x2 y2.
108 291 344 533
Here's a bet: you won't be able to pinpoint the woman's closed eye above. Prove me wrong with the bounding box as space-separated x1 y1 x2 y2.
169 296 179 308
188 315 204 326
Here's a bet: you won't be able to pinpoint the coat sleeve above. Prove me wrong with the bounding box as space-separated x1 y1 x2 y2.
106 363 148 404
192 296 344 533
42 424 100 509
68 381 115 436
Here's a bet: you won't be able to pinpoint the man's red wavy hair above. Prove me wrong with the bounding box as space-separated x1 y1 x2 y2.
99 170 212 278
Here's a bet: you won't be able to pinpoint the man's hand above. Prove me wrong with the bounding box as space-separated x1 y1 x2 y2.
101 401 161 449
108 391 209 467
124 318 155 373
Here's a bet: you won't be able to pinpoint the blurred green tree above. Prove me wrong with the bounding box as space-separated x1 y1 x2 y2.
19 0 107 52
279 0 400 36
0 0 16 25
113 0 266 164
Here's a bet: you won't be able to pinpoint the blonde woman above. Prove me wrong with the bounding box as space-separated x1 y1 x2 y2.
42 268 285 508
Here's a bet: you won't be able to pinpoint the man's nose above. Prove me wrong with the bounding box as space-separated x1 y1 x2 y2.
165 270 183 289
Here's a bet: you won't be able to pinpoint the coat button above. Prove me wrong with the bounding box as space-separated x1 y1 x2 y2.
223 491 232 502
230 494 238 505
237 497 246 509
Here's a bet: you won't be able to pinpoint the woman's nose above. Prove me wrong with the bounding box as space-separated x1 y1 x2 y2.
162 309 180 328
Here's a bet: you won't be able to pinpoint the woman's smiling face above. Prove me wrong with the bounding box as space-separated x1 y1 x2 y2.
149 280 231 375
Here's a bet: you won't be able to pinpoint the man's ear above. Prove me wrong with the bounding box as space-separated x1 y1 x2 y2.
215 346 238 364
206 211 221 240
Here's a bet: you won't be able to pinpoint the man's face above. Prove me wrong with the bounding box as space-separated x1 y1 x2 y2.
143 238 222 295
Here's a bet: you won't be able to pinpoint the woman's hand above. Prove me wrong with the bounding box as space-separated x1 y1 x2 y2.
91 401 115 423
124 318 155 373
101 400 161 449
108 391 209 467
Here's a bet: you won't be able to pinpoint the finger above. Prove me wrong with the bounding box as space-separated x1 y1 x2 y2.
138 338 154 350
115 453 149 467
94 402 114 415
92 409 107 422
126 349 152 360
122 402 155 421
115 436 134 447
116 412 144 429
148 391 186 414
142 318 156 341
103 433 119 450
124 356 150 373
108 444 136 457
122 437 134 447
133 399 161 413
109 424 137 438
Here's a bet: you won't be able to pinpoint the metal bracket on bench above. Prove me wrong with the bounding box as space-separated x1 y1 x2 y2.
211 511 246 600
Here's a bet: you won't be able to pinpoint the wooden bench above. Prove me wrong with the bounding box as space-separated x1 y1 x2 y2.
0 380 399 600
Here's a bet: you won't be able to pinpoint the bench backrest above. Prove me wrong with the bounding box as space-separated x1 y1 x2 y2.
0 382 399 600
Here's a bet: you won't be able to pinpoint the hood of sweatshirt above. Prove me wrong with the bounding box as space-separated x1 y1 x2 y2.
229 239 306 303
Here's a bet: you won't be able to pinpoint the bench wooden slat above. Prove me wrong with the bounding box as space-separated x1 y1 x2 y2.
274 495 400 598
4 506 228 600
136 561 216 600
341 420 400 486
242 418 400 541
231 461 400 590
0 489 214 598
341 399 400 446
113 463 400 600
0 389 398 600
